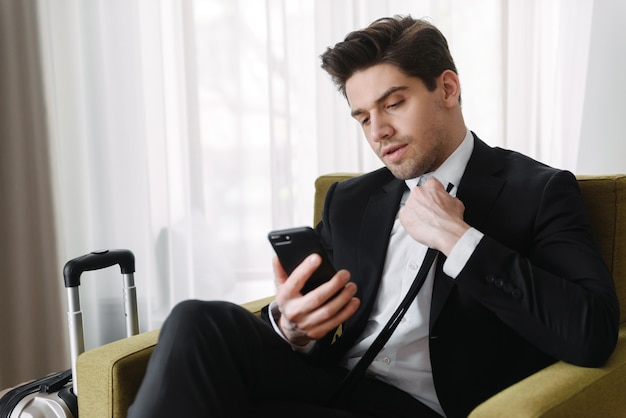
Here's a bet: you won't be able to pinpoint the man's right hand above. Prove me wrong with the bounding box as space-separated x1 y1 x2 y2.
272 254 360 347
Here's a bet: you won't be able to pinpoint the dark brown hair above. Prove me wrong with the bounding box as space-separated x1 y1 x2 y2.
320 15 458 98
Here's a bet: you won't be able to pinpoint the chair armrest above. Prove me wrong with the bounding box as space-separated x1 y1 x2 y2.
240 295 275 315
469 326 626 417
76 297 276 418
76 329 160 418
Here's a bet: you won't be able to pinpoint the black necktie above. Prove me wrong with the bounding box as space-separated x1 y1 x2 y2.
328 182 454 406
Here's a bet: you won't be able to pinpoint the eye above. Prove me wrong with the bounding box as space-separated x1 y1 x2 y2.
360 116 370 126
387 99 404 109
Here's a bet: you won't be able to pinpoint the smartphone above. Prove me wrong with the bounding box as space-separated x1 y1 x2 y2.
268 226 337 294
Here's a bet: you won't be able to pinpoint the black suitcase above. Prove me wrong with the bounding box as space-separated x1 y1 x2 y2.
0 249 139 417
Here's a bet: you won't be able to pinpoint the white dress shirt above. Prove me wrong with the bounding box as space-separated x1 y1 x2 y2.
271 129 484 416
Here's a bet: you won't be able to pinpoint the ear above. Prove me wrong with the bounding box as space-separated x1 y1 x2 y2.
439 70 461 107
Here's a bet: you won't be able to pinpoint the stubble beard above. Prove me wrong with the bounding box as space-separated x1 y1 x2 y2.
387 156 434 180
382 134 445 180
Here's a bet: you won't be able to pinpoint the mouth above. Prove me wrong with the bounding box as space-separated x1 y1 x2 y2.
381 144 408 163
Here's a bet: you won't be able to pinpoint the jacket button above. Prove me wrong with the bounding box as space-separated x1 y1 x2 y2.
485 274 496 284
495 279 504 289
511 289 523 299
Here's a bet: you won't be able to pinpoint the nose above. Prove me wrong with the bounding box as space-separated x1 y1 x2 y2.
370 114 394 142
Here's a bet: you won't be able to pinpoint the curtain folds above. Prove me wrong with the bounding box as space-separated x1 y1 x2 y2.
504 0 594 171
26 0 598 355
0 0 67 388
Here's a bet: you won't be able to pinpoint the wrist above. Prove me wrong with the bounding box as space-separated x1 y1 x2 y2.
269 302 316 353
279 315 313 347
438 224 470 255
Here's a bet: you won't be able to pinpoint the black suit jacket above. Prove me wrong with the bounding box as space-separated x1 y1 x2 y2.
312 134 619 417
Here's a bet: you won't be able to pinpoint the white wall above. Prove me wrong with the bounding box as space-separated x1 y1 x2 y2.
577 0 626 174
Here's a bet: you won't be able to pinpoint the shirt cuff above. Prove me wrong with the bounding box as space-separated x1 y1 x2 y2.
443 227 484 278
269 301 316 353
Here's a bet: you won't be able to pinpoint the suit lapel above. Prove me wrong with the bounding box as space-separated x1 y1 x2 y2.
352 178 406 330
457 137 505 229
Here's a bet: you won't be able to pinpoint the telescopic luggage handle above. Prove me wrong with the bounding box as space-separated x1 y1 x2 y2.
63 249 139 396
63 248 135 288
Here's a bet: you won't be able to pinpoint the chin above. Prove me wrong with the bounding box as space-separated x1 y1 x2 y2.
388 168 421 180
386 163 427 180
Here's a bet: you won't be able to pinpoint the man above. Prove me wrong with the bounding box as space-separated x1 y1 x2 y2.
129 16 619 417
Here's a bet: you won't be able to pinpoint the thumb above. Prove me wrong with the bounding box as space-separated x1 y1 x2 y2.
272 256 288 287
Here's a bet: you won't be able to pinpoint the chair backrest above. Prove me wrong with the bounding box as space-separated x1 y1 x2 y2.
314 173 626 324
577 175 626 324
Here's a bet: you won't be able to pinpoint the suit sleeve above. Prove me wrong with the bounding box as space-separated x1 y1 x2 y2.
456 170 619 367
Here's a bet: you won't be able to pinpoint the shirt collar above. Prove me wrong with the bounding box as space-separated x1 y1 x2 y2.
404 128 474 196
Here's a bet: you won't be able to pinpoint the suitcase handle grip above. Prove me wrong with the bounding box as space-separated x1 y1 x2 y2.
63 249 135 288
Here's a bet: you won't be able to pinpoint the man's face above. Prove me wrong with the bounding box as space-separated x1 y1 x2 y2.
345 63 452 180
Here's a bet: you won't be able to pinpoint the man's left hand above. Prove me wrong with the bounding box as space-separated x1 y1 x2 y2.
399 177 470 255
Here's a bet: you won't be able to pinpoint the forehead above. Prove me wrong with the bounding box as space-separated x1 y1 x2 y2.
345 63 423 110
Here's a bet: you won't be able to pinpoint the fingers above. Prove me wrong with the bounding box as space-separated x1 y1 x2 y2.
291 281 360 340
406 178 449 208
273 254 360 344
272 255 288 286
279 279 360 343
273 253 322 296
423 176 445 191
280 269 353 321
400 178 468 254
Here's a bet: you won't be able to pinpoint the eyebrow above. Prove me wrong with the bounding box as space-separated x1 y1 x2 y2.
350 85 409 118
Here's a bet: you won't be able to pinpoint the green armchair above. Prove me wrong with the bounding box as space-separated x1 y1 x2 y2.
76 174 626 417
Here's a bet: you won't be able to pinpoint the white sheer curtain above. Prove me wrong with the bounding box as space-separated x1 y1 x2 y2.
504 0 594 171
35 0 597 349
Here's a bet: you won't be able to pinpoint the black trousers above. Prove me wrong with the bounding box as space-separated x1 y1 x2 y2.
128 300 442 418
